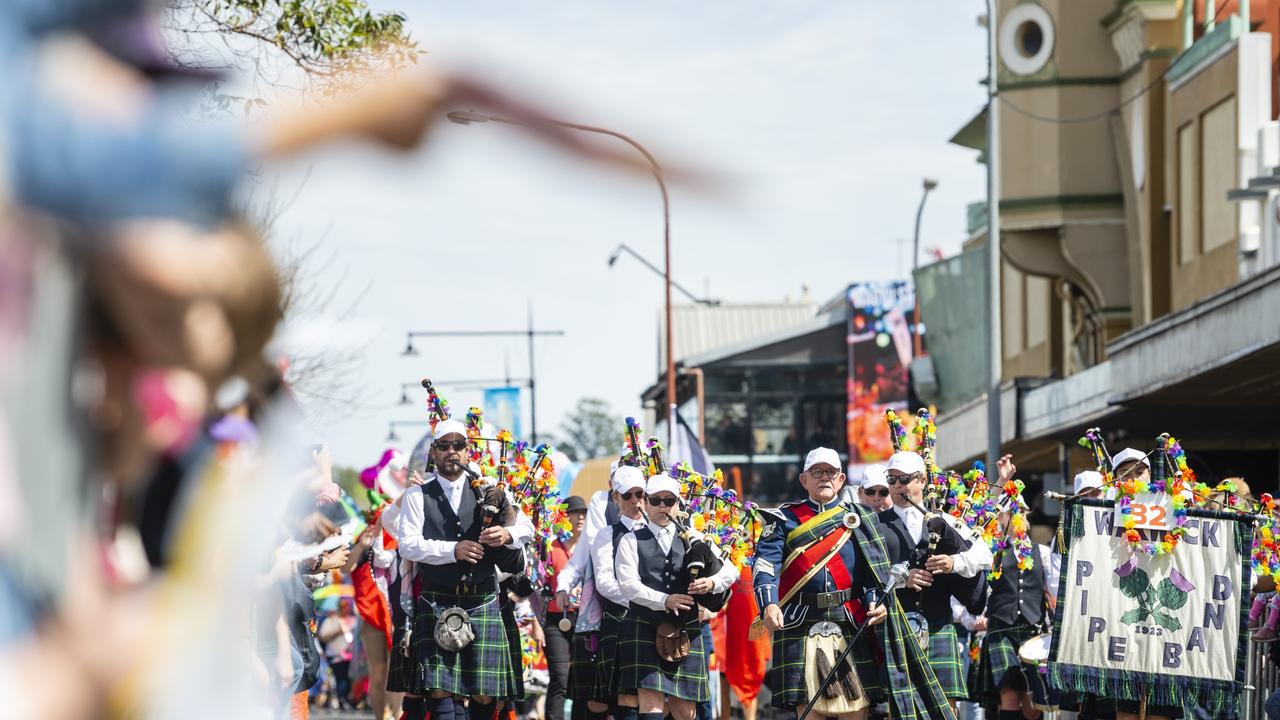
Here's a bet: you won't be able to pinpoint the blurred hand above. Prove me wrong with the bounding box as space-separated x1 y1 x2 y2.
865 602 888 626
455 540 484 564
318 546 350 571
997 454 1016 484
907 569 934 590
762 603 784 632
665 594 695 613
925 554 955 574
973 616 989 633
480 526 512 547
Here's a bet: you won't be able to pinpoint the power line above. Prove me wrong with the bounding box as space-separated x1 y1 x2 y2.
997 0 1235 125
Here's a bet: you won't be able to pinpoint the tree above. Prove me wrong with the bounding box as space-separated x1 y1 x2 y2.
554 398 622 462
166 0 418 90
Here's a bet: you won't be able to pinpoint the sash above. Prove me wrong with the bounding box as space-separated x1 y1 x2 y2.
780 504 856 601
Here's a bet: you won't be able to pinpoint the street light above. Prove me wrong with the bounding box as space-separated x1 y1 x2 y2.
447 109 680 437
911 177 939 357
398 378 532 405
607 244 719 306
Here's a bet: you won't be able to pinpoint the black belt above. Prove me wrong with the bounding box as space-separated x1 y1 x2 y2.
797 589 852 609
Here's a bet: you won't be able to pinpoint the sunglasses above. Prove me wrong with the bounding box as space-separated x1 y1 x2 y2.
435 440 469 452
618 490 643 501
885 473 917 485
862 488 890 497
647 496 679 508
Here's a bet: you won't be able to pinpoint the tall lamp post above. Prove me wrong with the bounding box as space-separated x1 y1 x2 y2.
446 110 679 437
911 178 939 358
984 0 1003 473
608 244 719 306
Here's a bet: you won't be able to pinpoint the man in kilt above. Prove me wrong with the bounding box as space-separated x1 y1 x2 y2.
969 455 1060 720
877 451 992 712
557 466 648 720
390 419 533 720
615 472 738 720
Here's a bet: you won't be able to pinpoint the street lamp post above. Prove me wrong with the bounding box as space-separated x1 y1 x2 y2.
401 311 563 442
399 378 532 404
446 109 679 438
911 178 939 358
985 0 1004 473
608 244 719 306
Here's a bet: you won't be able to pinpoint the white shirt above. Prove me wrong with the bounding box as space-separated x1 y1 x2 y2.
892 503 993 578
615 523 739 612
560 490 612 593
391 474 535 565
590 513 644 606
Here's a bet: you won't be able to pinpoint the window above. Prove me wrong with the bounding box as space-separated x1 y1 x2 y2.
705 401 749 455
1201 98 1237 253
1000 4 1055 76
1178 122 1199 265
1026 274 1050 349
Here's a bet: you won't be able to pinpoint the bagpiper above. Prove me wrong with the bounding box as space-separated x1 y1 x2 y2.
615 472 738 720
387 418 533 720
754 447 954 720
557 465 648 720
876 450 993 713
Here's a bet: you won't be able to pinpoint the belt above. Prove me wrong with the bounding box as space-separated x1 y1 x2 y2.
797 589 852 609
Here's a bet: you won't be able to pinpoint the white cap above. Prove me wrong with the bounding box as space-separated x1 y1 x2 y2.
862 463 889 490
612 465 646 494
433 418 467 440
1110 448 1150 472
1073 470 1103 495
886 451 926 476
645 472 682 497
803 447 842 472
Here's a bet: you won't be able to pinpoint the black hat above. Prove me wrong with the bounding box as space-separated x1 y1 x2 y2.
565 495 588 513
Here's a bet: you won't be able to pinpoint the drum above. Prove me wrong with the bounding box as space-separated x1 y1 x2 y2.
1017 633 1059 711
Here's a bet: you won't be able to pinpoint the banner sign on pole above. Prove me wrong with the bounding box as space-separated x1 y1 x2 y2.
484 387 522 441
1050 499 1252 715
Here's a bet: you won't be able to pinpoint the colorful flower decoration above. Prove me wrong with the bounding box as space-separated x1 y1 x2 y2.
669 460 762 570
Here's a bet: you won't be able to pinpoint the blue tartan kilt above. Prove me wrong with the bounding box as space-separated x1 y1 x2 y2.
409 586 518 699
968 623 1038 706
767 607 885 710
569 608 627 701
616 612 710 702
925 623 967 700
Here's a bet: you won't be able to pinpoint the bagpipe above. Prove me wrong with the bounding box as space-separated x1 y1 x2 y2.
648 438 731 615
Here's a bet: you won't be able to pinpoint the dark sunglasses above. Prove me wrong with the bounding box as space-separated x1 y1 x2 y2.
435 440 469 452
647 496 679 508
618 490 644 501
862 488 890 497
885 473 917 485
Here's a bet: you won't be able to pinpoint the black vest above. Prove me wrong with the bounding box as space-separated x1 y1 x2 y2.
632 524 686 623
605 498 621 526
876 509 955 628
986 545 1045 628
417 476 497 592
601 521 631 615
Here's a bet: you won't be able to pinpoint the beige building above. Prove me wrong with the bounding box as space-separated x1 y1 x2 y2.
922 0 1280 494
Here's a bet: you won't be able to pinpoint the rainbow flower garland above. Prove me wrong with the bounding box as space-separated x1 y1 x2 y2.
668 461 762 569
1254 494 1280 581
1108 438 1188 557
984 479 1034 580
885 408 910 451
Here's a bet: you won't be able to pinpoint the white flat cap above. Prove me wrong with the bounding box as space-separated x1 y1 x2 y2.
803 447 841 472
433 418 468 440
612 465 646 494
1073 470 1103 494
645 472 681 497
1110 448 1150 472
886 451 926 476
862 463 889 490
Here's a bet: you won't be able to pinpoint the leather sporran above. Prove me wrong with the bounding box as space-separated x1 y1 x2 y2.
434 606 476 652
655 621 691 663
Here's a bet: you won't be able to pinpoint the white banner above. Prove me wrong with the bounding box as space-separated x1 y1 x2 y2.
1055 504 1244 683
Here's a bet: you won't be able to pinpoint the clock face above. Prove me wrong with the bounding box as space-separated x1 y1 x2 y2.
1000 4 1056 77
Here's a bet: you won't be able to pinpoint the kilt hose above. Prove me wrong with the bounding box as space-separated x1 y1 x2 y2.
408 587 518 699
767 607 885 710
569 608 627 702
968 623 1038 707
616 613 710 703
924 623 967 700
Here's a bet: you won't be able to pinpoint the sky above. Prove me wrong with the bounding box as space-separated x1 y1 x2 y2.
261 1 989 469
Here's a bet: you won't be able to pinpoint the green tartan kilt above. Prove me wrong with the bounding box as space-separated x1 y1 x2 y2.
616 612 709 702
766 607 885 710
968 623 1038 706
924 623 967 700
569 609 627 701
409 587 518 699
